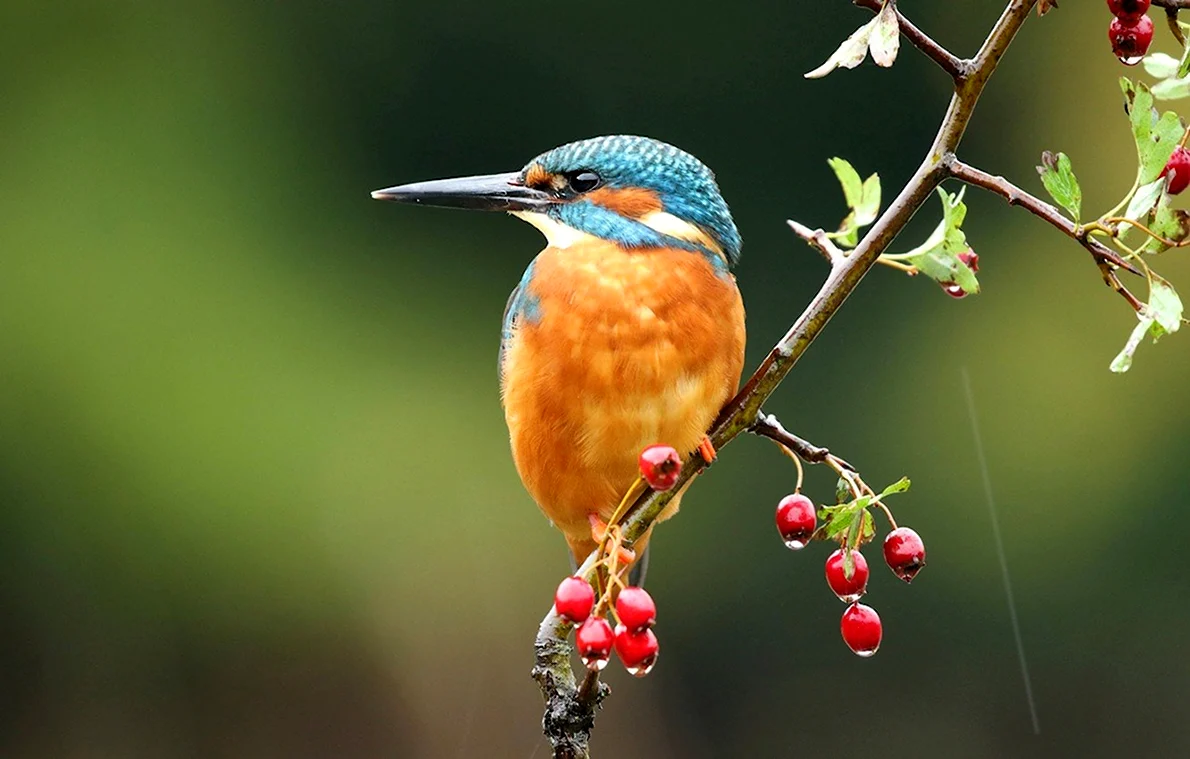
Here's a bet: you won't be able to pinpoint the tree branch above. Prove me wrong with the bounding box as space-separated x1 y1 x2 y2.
944 158 1142 278
853 0 967 81
750 412 856 472
1154 0 1190 10
532 3 1040 757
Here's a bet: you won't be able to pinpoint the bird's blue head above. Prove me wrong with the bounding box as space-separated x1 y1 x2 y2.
372 135 741 268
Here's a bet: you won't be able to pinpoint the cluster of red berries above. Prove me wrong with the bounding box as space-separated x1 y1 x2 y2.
555 577 660 676
776 493 926 656
1107 0 1153 65
1162 147 1190 195
940 248 979 300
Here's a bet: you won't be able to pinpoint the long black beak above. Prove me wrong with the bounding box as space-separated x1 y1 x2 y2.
370 172 555 212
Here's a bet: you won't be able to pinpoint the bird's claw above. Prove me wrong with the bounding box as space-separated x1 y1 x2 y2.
698 435 717 465
588 513 636 566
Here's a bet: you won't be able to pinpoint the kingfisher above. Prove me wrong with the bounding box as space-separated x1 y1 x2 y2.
372 136 746 568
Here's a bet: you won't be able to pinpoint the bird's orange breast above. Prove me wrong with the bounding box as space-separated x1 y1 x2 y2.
500 240 746 560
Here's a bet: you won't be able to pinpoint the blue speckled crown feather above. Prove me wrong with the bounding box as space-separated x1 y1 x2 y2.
524 135 742 266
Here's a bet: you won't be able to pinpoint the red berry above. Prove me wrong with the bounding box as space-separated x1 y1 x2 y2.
639 445 682 491
575 617 615 670
615 586 656 631
1161 147 1190 195
840 603 882 657
554 576 595 623
958 249 979 273
825 549 870 603
614 624 659 676
1109 15 1153 64
883 527 927 583
775 493 816 550
1107 0 1151 23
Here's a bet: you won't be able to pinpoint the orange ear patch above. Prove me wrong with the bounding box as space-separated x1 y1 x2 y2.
586 187 663 218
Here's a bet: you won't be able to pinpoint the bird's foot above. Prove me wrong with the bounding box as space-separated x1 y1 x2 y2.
588 513 636 567
697 435 717 465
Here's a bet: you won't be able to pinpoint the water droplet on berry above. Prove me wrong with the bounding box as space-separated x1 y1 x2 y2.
625 659 656 677
783 537 809 551
1118 53 1143 66
582 654 609 671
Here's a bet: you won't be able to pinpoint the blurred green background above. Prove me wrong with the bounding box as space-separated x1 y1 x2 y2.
4 1 1190 757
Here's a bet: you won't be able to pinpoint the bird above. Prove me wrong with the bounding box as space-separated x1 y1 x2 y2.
372 135 746 569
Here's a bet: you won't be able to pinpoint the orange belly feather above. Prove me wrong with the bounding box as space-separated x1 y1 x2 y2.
500 240 746 562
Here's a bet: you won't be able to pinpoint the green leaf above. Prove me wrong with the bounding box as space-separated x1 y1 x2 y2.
826 158 882 249
1144 53 1181 80
1036 151 1082 221
1143 194 1190 253
860 510 876 543
1111 316 1154 373
857 173 882 227
878 477 911 498
828 157 863 210
819 496 871 540
835 477 852 504
904 188 980 295
805 18 875 79
1109 278 1182 372
1151 78 1190 101
1147 277 1183 334
869 0 900 68
1121 79 1185 184
1124 177 1164 223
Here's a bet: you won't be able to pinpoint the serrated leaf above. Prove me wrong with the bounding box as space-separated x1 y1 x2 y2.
842 542 856 578
820 496 872 540
805 18 875 79
1143 195 1190 253
1111 316 1154 373
860 510 875 543
1122 79 1185 184
869 1 900 68
856 173 881 226
1110 279 1182 372
826 159 881 249
1147 277 1183 334
828 157 863 210
1124 177 1165 223
904 188 980 294
1036 151 1082 221
835 477 851 504
1145 53 1181 80
1151 78 1190 101
878 477 911 498
821 507 857 540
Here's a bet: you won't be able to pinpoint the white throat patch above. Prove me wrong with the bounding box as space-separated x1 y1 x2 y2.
512 209 724 260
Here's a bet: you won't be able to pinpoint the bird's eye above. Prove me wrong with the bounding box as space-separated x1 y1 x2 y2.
565 171 602 194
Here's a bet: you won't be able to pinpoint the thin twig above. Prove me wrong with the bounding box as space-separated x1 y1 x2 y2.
1154 0 1190 10
532 3 1040 757
853 0 967 81
787 219 846 264
945 158 1141 274
1165 8 1186 46
750 412 856 472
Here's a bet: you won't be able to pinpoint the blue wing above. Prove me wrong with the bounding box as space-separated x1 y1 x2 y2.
498 260 541 390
